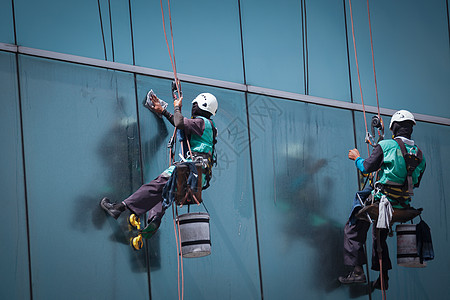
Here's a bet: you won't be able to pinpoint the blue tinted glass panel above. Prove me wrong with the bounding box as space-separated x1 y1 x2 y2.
19 56 149 299
134 79 261 299
347 0 450 118
131 0 243 83
306 0 351 101
241 0 305 93
248 94 356 299
14 0 107 60
0 52 30 300
108 0 133 64
0 2 14 44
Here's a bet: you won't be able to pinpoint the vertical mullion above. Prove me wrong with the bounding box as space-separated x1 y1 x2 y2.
11 0 33 299
237 1 264 299
127 1 152 299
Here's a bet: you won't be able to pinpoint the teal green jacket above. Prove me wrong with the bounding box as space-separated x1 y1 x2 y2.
355 138 426 207
190 116 215 155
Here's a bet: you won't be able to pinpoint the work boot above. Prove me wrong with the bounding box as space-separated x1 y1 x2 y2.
141 215 162 239
372 273 389 291
339 271 367 284
100 197 125 219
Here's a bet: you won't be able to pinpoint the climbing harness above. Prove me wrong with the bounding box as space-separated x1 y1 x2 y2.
394 138 423 197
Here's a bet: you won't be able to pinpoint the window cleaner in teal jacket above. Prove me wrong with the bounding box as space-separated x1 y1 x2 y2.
100 91 218 238
339 110 426 291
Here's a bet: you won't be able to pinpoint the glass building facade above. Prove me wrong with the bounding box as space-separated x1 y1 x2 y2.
1 0 449 299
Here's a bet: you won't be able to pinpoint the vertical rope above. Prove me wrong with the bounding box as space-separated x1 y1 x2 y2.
366 0 380 118
348 0 371 156
172 206 182 300
160 2 183 299
160 0 181 98
176 207 184 300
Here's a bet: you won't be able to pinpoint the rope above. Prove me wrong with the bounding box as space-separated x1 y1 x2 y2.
376 229 387 300
160 0 181 99
172 206 183 300
366 0 381 119
169 127 177 166
350 2 386 298
160 1 184 299
176 206 184 300
367 2 386 297
348 0 371 157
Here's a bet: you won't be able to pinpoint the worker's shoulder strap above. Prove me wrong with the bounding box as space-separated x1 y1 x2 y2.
209 119 217 143
193 117 217 191
394 137 423 196
394 138 423 172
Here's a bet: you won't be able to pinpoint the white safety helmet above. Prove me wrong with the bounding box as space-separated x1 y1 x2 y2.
192 93 218 116
389 110 416 130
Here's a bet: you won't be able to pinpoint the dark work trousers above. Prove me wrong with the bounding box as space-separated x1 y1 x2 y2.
123 173 169 222
343 219 392 271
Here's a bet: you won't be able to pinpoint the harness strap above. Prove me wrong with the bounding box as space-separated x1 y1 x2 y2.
394 138 423 196
192 151 214 190
379 185 411 208
192 118 217 191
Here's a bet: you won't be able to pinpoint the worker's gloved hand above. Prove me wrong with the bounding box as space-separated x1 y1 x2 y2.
173 96 183 109
144 90 168 117
348 148 361 161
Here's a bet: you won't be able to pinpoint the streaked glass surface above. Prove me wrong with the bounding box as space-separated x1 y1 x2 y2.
134 78 261 299
19 55 148 299
249 94 356 299
1 0 449 298
0 51 30 300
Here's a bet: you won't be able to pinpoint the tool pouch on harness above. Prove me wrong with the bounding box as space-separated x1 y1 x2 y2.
191 118 217 191
192 152 215 190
